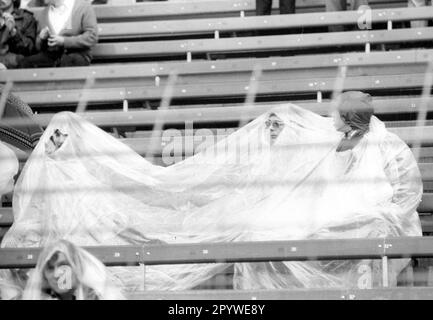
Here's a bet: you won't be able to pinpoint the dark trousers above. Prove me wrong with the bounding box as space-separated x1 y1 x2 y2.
19 50 90 68
325 0 368 11
326 0 369 32
0 53 24 69
256 0 296 15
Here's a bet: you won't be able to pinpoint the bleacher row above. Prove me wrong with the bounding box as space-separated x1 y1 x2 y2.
1 237 433 298
2 0 433 299
48 0 432 21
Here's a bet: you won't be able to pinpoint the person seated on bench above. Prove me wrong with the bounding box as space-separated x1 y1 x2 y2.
22 239 124 299
0 0 37 69
299 91 423 288
0 100 423 292
331 92 422 228
0 140 19 197
19 0 98 68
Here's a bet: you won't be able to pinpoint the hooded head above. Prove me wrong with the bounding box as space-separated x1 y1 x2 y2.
265 112 285 144
23 240 125 300
332 91 375 137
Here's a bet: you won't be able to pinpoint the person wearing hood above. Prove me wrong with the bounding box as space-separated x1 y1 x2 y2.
22 240 125 300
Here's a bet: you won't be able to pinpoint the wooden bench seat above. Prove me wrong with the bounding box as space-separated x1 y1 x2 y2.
23 3 433 68
4 50 431 84
2 238 433 298
91 27 433 61
94 7 433 39
2 97 430 132
30 0 408 23
1 236 433 269
128 287 433 300
9 73 433 107
3 50 433 97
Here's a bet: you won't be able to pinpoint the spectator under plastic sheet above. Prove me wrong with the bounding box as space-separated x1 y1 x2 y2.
22 240 125 300
0 97 423 294
0 88 43 151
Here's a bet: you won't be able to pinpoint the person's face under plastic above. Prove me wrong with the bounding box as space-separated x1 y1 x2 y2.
45 129 68 155
265 114 285 143
43 252 78 296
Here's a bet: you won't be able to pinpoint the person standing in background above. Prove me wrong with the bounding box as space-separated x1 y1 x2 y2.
256 0 296 15
255 0 297 36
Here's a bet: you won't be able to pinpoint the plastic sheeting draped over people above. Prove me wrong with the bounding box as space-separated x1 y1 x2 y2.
0 103 423 295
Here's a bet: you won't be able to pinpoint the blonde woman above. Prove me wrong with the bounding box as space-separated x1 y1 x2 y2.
23 239 125 300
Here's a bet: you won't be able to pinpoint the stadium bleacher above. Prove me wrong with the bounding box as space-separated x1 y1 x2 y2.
40 0 427 22
2 0 433 299
1 50 432 106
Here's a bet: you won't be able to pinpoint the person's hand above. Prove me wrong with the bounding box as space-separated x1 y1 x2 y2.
39 26 50 40
48 35 64 47
2 12 15 32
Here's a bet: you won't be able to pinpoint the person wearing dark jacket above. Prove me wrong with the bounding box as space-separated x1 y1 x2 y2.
0 0 36 68
19 0 98 68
